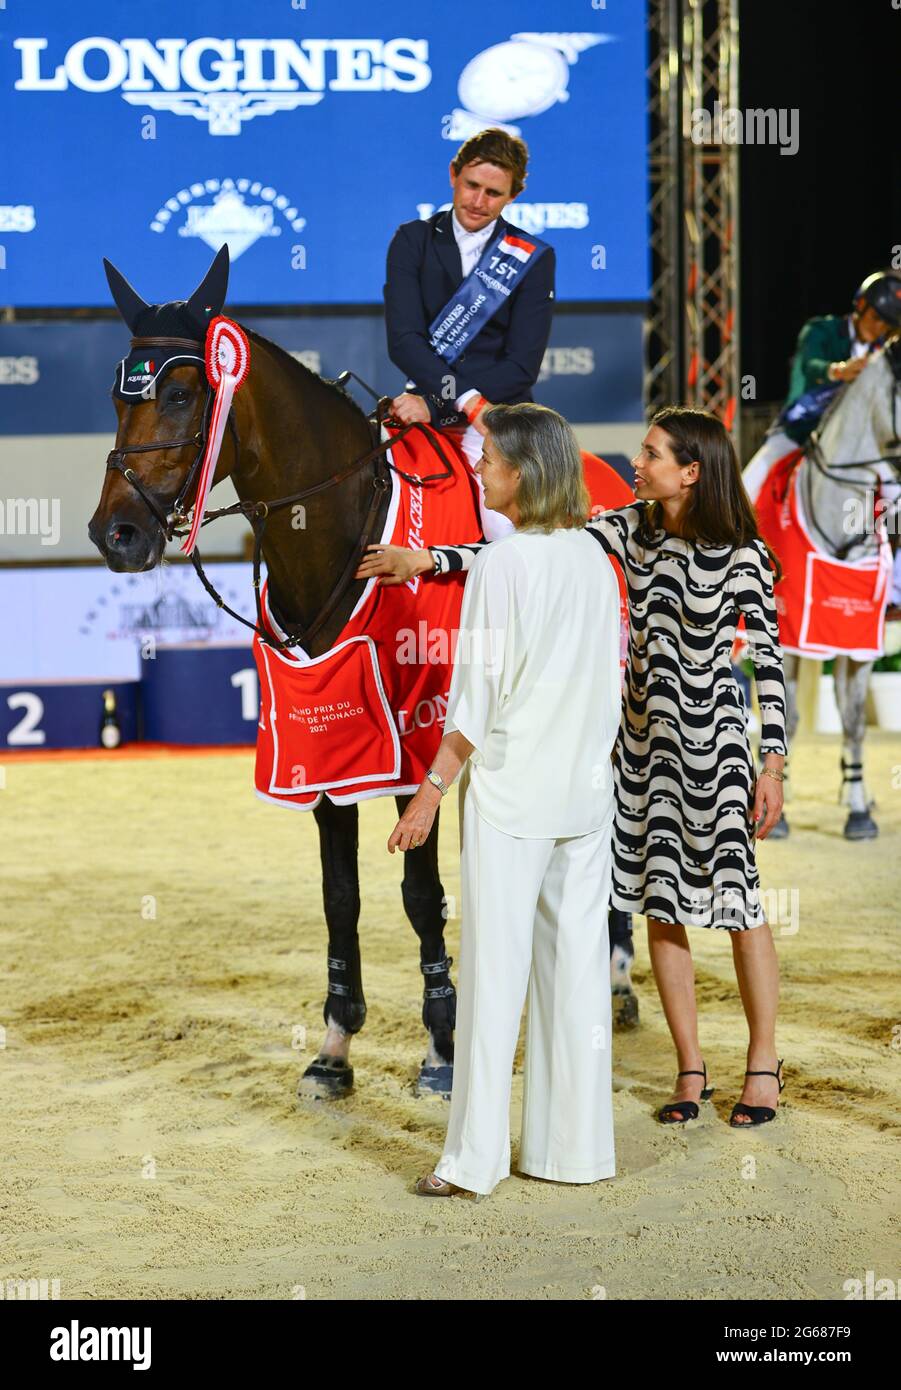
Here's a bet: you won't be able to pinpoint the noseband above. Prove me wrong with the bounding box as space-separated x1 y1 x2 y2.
104 341 456 651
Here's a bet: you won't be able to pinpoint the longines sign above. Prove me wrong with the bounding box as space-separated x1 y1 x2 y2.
15 37 432 133
2 2 649 306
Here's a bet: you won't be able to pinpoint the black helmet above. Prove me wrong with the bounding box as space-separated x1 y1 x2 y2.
853 270 901 327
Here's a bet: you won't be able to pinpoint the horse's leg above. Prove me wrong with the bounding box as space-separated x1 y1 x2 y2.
834 655 878 839
769 650 801 838
394 792 457 1099
609 907 639 1029
297 797 365 1100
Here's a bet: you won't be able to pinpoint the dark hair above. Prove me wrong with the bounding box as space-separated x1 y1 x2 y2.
451 128 528 197
647 406 783 582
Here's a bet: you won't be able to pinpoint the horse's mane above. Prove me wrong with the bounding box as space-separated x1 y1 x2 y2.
822 344 898 425
243 325 373 431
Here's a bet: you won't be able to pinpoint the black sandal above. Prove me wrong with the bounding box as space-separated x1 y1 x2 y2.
729 1059 785 1127
657 1061 715 1124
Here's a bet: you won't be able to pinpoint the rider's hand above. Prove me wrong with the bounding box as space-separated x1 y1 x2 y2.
354 543 434 586
828 358 868 383
390 392 432 425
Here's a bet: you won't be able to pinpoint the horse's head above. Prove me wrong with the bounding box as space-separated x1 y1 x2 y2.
817 330 901 473
88 245 230 571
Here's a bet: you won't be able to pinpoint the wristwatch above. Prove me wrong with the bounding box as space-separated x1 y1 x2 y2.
425 768 449 795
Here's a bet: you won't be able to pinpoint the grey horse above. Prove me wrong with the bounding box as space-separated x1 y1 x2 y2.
745 342 901 839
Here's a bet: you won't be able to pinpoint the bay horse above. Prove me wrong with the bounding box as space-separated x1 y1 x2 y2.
89 245 637 1104
745 340 901 838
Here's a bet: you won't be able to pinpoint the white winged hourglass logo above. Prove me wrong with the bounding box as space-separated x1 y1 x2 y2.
123 90 320 137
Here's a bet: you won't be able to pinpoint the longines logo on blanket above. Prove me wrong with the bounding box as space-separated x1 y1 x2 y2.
13 37 431 134
149 179 306 259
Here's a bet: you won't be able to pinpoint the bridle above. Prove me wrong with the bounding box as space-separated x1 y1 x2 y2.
105 336 457 652
105 337 224 539
801 351 901 559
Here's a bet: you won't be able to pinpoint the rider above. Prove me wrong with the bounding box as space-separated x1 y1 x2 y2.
743 269 901 502
383 128 556 540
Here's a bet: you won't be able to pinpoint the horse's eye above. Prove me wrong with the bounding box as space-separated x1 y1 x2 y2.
169 389 190 405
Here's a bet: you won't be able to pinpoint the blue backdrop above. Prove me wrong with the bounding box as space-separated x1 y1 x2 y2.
0 312 644 432
0 1 649 306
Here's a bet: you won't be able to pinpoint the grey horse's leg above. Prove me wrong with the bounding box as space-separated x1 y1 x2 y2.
834 655 878 839
609 907 639 1028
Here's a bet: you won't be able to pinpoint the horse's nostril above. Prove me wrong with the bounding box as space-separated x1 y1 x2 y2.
107 520 138 550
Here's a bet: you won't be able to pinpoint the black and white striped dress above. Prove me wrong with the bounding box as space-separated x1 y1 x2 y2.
431 502 787 930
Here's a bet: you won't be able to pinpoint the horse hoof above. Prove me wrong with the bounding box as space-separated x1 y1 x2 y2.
768 814 790 839
415 1062 453 1099
613 990 640 1029
843 811 878 840
297 1054 354 1101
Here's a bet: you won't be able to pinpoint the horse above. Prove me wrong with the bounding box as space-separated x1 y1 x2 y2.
745 340 901 839
89 245 640 1102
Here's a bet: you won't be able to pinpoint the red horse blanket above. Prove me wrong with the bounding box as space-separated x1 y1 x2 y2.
253 425 631 810
754 449 892 660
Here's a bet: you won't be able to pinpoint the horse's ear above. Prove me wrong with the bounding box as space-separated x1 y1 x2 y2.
103 257 149 332
185 243 230 327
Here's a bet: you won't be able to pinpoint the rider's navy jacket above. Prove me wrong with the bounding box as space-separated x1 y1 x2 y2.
384 209 556 425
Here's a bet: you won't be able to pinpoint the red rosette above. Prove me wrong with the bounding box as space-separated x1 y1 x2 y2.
180 316 251 556
205 315 251 391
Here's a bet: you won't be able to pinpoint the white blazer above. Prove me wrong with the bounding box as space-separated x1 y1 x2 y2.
444 525 621 838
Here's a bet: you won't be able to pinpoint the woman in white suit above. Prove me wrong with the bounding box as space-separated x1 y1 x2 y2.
373 404 623 1200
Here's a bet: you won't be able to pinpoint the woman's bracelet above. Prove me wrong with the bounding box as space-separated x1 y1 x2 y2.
761 766 785 782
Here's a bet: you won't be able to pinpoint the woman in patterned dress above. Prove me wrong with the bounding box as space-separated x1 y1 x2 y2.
356 406 788 1128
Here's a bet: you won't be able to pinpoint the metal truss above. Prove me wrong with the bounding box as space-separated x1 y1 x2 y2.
645 0 741 449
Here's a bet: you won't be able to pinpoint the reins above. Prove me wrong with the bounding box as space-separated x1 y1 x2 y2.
105 346 457 651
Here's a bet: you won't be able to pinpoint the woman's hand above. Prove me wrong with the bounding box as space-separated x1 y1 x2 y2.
388 782 441 853
750 770 784 840
355 543 433 586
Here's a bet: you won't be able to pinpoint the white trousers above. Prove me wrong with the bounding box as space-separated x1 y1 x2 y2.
446 423 515 542
434 779 616 1196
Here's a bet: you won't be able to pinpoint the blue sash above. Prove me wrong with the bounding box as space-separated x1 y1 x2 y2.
428 227 550 366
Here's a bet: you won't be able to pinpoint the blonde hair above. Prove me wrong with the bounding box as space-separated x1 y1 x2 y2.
483 403 590 532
